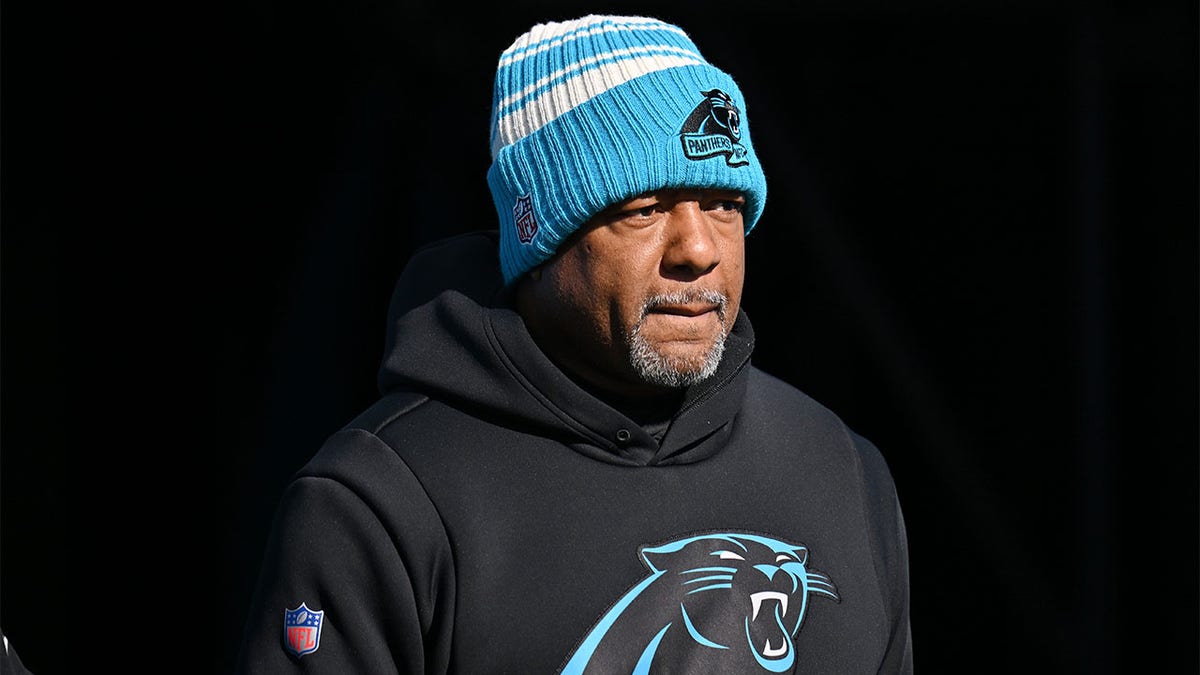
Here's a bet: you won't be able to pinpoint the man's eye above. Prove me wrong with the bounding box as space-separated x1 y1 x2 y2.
634 205 658 217
714 200 744 212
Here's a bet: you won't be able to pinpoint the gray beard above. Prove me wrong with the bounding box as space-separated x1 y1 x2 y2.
626 289 730 389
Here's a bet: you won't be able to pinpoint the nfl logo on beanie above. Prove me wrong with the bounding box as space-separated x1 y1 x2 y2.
486 15 768 286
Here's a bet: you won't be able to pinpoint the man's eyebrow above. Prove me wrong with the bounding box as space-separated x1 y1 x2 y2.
599 194 655 212
599 189 745 214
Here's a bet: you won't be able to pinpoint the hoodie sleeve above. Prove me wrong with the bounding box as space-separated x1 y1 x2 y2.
852 431 914 675
0 630 34 675
235 429 455 674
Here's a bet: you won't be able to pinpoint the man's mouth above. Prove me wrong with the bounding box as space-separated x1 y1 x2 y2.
642 289 727 321
648 303 720 318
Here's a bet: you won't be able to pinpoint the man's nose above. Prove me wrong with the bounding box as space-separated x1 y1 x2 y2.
660 202 721 278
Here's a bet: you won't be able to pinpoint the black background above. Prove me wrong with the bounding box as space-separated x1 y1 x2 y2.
2 1 1196 673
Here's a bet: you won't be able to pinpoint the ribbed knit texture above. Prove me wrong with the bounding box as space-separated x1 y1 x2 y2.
487 15 768 285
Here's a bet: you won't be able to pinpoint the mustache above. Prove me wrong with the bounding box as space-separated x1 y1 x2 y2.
640 288 729 321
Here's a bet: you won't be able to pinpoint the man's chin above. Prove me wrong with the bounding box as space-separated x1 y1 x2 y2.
628 336 725 389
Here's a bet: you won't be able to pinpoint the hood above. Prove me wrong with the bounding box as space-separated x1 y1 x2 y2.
376 230 755 466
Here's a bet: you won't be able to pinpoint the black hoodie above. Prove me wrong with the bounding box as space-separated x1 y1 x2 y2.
235 230 913 674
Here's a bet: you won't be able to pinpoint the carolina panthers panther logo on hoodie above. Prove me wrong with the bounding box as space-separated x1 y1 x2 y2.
559 531 840 674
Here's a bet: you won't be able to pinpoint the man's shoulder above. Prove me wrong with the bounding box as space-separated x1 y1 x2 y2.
744 366 843 424
743 366 893 475
344 390 432 436
289 391 433 483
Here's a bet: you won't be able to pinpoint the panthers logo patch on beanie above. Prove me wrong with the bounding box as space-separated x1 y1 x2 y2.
679 89 750 166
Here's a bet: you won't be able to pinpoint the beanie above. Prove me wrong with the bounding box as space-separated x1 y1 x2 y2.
487 15 768 286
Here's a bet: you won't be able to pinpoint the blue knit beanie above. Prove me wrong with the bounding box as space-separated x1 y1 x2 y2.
487 15 768 286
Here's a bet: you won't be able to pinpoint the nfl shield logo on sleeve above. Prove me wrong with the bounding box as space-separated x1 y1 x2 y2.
283 602 324 657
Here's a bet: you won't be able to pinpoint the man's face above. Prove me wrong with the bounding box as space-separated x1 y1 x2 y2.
519 188 746 399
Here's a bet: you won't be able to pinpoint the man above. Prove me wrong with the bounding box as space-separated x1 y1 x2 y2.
236 14 912 674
